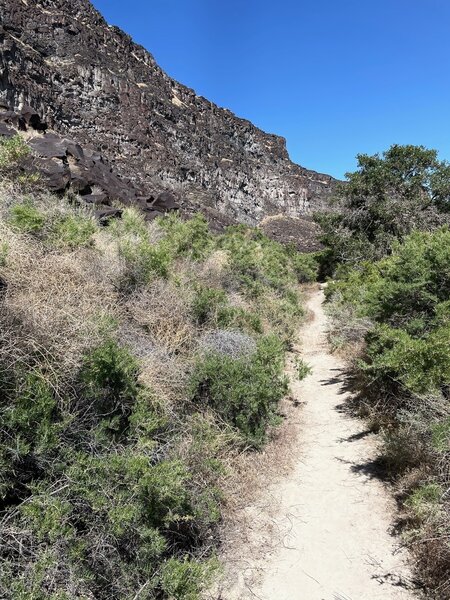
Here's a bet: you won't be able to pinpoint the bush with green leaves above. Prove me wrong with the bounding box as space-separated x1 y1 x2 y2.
159 557 219 600
0 336 221 599
295 358 312 381
80 339 140 419
191 285 227 325
120 235 173 283
112 211 214 286
217 225 303 294
190 335 288 447
9 202 46 233
0 365 63 500
328 228 450 397
317 144 450 273
158 212 213 260
0 136 31 172
51 214 96 248
7 196 98 246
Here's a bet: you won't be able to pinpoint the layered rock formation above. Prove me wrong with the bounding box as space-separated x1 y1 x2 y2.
0 0 335 229
0 107 180 221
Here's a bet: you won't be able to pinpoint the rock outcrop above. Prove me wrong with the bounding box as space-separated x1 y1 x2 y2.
0 0 335 229
0 107 179 221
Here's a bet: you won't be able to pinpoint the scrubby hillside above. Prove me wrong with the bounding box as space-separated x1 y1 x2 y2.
0 138 316 599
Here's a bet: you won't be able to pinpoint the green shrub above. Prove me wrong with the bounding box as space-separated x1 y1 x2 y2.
80 339 140 428
0 374 54 499
262 293 304 344
9 202 46 233
362 324 450 395
406 483 443 522
6 370 59 453
431 417 450 453
51 214 96 248
328 229 450 396
217 305 263 334
288 249 319 283
128 389 170 442
160 557 218 600
114 213 215 287
190 335 288 447
192 286 227 325
0 136 30 172
68 452 193 532
110 208 175 285
112 206 148 237
120 237 173 283
20 491 73 543
216 226 297 294
158 213 213 260
295 358 312 381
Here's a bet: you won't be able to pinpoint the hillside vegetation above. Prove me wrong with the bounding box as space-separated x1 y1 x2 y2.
0 138 316 599
321 145 450 598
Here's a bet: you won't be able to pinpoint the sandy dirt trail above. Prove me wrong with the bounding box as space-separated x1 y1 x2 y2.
217 287 419 600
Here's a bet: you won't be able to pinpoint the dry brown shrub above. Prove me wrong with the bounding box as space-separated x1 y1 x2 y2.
91 229 127 284
411 517 450 599
194 250 230 287
1 229 118 374
126 279 194 354
139 347 192 408
325 297 372 355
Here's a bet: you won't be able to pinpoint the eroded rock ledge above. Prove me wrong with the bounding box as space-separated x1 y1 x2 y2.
0 106 179 222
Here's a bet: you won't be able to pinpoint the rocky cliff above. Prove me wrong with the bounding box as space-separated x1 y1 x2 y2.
0 0 335 228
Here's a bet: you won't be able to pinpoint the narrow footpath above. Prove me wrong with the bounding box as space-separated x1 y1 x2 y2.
217 287 419 600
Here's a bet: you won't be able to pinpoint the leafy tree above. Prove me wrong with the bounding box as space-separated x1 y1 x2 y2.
317 144 450 272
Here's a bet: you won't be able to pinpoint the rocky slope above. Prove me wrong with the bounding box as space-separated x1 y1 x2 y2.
0 0 335 229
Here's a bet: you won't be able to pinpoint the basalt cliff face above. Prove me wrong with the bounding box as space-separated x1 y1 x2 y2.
0 0 335 231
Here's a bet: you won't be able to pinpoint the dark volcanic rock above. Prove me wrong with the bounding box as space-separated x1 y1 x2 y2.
0 109 178 217
260 215 324 253
0 0 336 229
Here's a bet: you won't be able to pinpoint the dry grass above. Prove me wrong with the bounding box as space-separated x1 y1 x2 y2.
194 250 230 287
126 279 195 354
139 348 192 408
324 296 372 355
0 225 119 376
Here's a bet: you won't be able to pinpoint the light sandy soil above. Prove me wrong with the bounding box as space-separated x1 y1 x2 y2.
212 286 420 600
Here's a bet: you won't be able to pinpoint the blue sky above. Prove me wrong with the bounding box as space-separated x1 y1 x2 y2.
91 0 450 179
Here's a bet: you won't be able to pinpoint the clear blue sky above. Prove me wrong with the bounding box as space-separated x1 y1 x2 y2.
91 0 450 179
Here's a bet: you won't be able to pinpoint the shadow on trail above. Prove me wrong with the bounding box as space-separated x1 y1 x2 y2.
350 457 391 482
319 366 359 397
340 429 372 443
323 366 393 484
